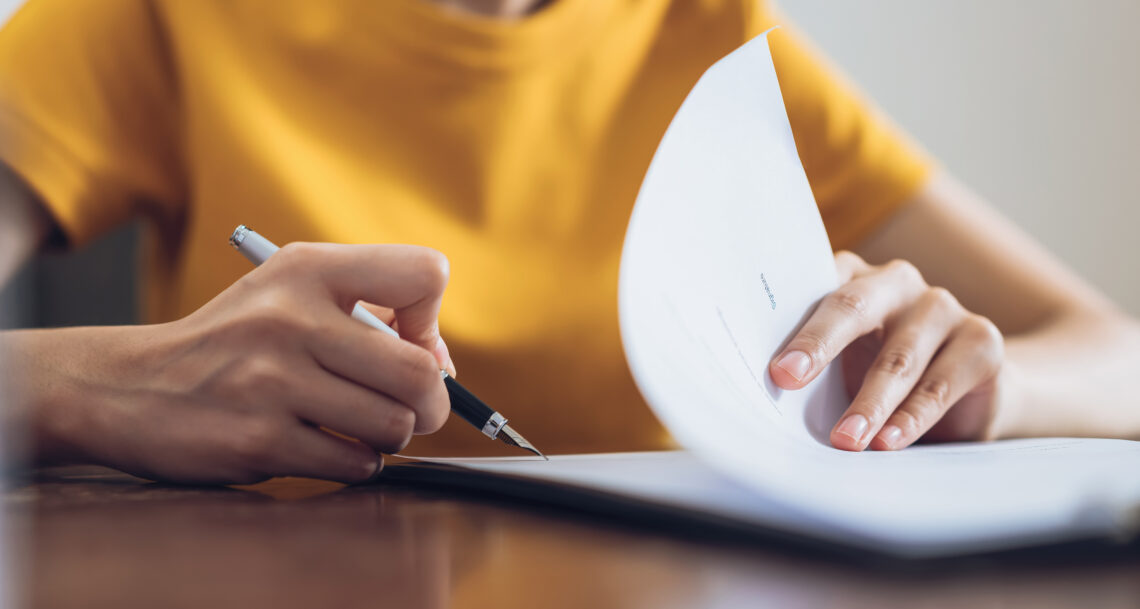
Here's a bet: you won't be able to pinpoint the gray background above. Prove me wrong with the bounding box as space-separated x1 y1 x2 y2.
1 0 1137 328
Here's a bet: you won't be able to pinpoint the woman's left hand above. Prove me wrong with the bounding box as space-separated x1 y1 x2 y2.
768 251 1006 451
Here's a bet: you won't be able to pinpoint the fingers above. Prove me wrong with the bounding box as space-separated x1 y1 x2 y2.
357 299 456 377
265 423 384 484
356 301 396 327
270 242 451 359
770 259 925 389
214 414 382 484
764 251 1004 451
834 250 870 283
829 288 966 451
870 316 1003 450
287 371 419 454
306 307 450 434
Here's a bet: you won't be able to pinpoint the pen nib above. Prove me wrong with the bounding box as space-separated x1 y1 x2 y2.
498 425 548 460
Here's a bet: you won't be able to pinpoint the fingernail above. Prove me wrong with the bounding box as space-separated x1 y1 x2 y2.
835 414 869 444
877 425 903 450
435 338 456 376
362 457 383 483
775 350 812 382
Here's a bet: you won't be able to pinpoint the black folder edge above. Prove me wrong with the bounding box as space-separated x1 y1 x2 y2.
377 461 1140 571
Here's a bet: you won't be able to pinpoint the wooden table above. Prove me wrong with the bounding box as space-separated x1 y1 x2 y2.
8 465 1140 609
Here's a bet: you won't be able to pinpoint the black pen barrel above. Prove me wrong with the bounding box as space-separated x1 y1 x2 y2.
443 375 496 432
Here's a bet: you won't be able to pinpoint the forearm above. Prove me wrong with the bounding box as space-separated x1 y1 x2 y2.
1 327 115 468
996 311 1140 440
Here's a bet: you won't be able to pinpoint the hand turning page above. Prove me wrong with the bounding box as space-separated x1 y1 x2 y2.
393 31 1140 558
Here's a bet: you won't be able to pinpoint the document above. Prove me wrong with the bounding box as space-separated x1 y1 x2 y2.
391 31 1140 558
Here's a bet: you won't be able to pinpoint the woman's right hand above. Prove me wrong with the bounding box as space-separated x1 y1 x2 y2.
3 242 455 484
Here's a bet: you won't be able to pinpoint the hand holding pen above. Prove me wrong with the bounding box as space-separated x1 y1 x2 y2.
11 237 469 484
230 226 544 459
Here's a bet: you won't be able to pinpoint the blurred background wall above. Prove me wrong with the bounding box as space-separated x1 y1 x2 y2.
779 0 1140 315
0 0 1137 328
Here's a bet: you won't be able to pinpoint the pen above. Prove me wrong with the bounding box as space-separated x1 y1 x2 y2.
228 225 546 459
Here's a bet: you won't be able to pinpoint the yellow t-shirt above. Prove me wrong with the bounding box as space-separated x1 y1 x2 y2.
0 0 929 455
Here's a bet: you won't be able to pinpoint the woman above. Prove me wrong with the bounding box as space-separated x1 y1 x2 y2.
1 0 1137 484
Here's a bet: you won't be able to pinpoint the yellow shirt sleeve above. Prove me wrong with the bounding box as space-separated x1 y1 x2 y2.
0 0 184 247
749 6 934 250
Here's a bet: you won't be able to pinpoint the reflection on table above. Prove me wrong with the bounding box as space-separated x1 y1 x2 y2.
6 466 1139 609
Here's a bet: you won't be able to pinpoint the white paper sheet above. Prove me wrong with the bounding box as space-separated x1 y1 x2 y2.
618 28 847 476
412 32 1140 556
422 444 1140 556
